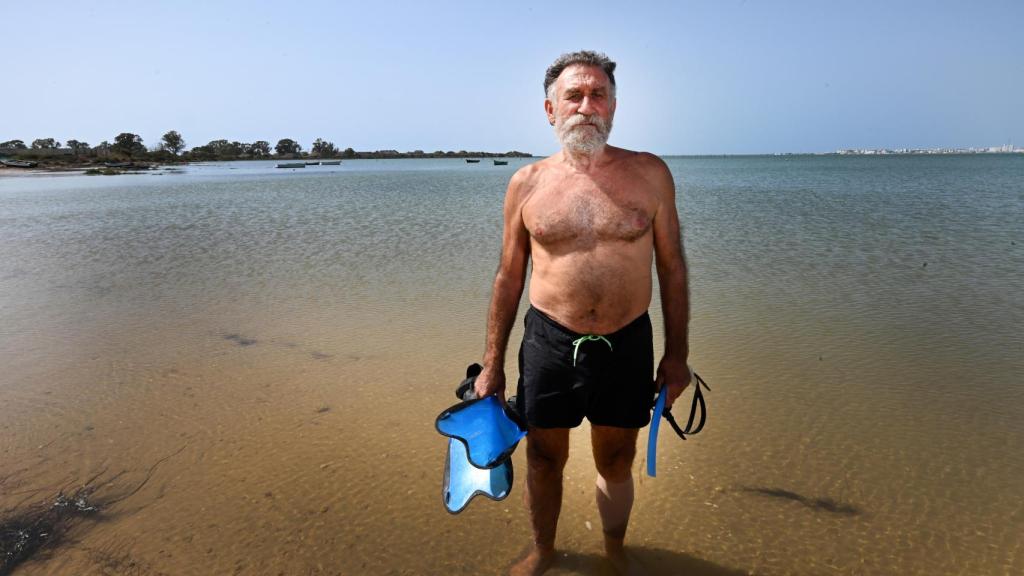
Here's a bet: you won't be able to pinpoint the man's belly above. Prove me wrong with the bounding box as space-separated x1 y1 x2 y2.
528 249 653 334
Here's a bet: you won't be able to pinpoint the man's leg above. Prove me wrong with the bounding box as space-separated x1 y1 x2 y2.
591 425 639 569
510 426 570 576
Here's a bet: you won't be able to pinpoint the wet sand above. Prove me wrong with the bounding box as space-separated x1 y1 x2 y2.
4 296 1021 575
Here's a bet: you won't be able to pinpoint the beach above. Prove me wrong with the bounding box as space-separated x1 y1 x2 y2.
0 166 47 177
1 156 1022 575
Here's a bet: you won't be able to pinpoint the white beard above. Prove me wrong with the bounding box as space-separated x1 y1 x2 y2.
554 112 613 155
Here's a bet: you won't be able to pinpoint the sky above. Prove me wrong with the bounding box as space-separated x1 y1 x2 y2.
2 0 1022 155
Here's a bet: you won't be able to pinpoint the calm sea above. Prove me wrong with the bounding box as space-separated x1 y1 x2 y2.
1 156 1021 575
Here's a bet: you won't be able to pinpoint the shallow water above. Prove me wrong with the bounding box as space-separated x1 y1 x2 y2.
1 156 1021 574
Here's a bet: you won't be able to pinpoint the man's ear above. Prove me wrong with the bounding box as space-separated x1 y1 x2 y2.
544 99 555 126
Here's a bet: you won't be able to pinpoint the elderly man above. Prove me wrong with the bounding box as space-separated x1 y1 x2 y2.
473 50 691 575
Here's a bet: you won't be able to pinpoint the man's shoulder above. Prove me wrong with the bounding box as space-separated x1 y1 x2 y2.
603 148 675 208
504 159 546 205
508 157 553 189
512 157 548 177
606 146 668 172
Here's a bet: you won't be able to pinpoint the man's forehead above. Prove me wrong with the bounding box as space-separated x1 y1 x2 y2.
557 64 612 91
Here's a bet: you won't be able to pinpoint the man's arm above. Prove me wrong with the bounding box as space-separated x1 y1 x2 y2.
647 154 692 407
474 169 532 398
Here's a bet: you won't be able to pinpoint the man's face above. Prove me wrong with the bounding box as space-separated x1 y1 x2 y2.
546 64 616 154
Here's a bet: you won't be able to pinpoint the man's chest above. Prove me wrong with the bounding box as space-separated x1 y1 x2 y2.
523 182 655 247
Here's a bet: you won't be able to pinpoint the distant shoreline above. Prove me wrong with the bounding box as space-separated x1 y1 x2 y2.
0 150 535 176
0 155 535 177
3 151 1021 177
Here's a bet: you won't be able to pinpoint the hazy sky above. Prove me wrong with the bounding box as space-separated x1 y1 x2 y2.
3 0 1021 155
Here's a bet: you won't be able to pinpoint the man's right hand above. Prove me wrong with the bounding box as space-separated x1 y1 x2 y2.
474 365 507 400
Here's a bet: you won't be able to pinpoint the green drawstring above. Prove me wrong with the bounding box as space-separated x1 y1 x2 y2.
571 335 613 366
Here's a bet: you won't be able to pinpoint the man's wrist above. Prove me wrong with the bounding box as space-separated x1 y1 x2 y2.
661 351 688 364
482 355 505 369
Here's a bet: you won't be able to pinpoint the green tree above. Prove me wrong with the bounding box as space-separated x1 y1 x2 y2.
342 147 356 159
311 138 338 158
66 140 91 156
112 133 145 158
1 140 27 150
31 138 60 149
251 141 271 158
185 144 212 161
275 138 301 156
161 130 185 156
198 140 231 159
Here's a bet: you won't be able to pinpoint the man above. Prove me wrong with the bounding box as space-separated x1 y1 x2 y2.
473 50 692 576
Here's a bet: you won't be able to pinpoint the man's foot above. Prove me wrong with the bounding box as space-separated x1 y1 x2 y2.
509 545 556 576
605 539 648 576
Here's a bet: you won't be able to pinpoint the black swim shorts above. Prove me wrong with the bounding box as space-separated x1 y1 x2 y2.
515 306 655 429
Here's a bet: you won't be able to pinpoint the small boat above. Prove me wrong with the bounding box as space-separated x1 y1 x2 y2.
305 161 320 165
276 162 306 168
320 160 341 165
1 159 39 168
465 159 480 164
493 160 508 166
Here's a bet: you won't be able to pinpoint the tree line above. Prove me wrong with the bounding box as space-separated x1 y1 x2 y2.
0 132 349 162
0 132 531 163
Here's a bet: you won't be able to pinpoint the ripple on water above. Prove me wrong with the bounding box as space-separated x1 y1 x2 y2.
1 157 1021 574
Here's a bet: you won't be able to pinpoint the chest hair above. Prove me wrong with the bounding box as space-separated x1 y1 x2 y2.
529 188 652 249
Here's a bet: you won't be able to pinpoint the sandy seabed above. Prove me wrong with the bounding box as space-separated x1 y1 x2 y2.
3 298 1021 575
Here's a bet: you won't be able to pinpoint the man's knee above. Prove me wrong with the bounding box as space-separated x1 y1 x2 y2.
594 439 636 482
526 431 569 477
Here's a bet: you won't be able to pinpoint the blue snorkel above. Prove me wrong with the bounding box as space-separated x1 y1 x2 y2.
646 372 711 477
647 388 667 476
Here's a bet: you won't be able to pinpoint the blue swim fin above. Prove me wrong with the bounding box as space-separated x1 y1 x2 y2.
437 365 529 513
435 395 527 469
442 437 513 514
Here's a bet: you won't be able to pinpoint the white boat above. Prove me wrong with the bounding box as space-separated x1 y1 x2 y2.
1 159 39 168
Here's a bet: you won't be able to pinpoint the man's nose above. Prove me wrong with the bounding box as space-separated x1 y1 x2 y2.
578 96 595 115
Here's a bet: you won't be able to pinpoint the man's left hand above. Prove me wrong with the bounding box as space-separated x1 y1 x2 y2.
655 357 692 409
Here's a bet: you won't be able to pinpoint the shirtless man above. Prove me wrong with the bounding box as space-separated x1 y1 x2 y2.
473 51 692 575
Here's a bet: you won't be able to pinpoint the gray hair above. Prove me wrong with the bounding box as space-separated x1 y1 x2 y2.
544 50 617 100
